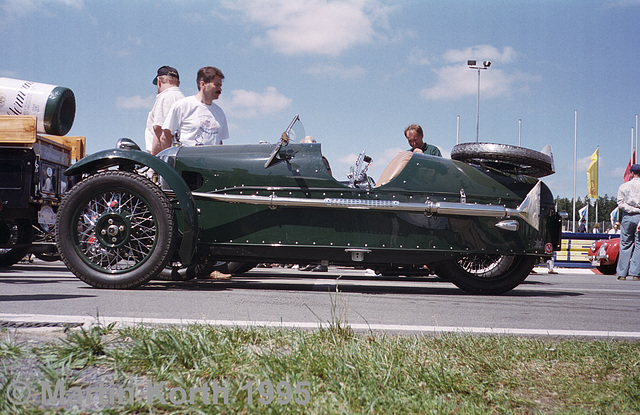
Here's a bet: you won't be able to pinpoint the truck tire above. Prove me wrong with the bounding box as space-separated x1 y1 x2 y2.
0 220 32 267
56 171 177 288
451 143 554 178
0 247 30 267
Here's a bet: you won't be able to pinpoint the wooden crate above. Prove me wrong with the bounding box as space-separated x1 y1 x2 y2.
43 135 86 162
0 115 37 143
0 115 86 162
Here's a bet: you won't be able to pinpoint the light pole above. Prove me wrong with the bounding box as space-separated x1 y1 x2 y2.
467 60 491 142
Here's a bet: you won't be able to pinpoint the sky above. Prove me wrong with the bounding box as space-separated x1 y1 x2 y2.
1 0 639 200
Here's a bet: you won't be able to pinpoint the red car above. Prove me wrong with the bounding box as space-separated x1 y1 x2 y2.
588 237 620 275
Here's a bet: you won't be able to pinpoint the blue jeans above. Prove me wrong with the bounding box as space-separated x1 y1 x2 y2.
616 212 640 277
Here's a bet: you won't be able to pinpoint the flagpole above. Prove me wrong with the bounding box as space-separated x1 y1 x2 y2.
573 110 577 233
595 147 599 227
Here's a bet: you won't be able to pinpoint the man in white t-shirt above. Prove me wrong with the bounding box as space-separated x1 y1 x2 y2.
145 66 184 153
155 66 229 155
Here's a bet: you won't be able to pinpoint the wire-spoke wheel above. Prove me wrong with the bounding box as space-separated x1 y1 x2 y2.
56 171 177 288
433 254 535 294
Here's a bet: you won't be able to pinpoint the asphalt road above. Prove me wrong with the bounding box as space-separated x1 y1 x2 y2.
2 260 640 339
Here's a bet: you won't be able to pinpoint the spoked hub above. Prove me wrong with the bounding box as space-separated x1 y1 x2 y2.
457 254 515 279
95 213 130 248
75 190 157 273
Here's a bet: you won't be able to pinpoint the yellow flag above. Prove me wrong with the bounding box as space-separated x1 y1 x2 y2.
587 148 598 198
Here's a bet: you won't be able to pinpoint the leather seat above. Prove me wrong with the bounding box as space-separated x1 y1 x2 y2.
375 151 413 187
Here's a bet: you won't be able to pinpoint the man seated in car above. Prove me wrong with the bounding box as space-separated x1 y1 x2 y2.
404 124 441 156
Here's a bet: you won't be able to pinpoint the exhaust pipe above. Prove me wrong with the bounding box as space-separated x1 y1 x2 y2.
193 181 542 230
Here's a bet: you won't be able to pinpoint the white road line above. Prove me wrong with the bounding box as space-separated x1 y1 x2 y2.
2 313 640 339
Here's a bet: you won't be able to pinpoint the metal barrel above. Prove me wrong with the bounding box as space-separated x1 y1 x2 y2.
0 77 76 136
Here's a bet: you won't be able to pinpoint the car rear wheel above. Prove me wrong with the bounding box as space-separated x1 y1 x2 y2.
56 171 177 288
433 254 535 294
451 143 554 178
222 262 257 274
33 223 61 262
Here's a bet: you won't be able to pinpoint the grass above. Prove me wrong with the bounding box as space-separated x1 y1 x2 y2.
1 322 639 414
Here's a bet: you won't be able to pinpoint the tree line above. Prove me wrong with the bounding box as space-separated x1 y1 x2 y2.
554 194 618 232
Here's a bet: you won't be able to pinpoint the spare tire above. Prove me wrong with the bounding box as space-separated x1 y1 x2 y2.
451 143 554 178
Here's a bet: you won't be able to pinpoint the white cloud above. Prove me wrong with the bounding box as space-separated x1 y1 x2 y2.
219 86 292 118
1 0 83 20
305 63 366 79
604 0 640 8
223 0 394 56
420 46 540 101
116 95 155 110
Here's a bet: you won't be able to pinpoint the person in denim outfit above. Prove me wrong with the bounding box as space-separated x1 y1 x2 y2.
616 164 640 280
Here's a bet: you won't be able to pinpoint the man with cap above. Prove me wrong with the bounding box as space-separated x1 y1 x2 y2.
145 66 184 154
616 163 640 280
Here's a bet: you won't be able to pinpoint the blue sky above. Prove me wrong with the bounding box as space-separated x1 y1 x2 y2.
1 0 639 199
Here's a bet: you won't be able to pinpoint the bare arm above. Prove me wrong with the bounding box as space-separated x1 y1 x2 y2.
151 129 174 155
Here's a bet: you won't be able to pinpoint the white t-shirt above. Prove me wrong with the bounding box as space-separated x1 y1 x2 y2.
145 87 184 152
162 95 229 147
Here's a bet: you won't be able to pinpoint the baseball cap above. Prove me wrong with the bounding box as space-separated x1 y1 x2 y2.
153 66 179 85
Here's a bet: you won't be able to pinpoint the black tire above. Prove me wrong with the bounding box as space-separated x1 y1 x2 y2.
433 254 536 294
0 220 32 267
451 143 554 178
596 263 617 275
0 247 30 267
56 171 177 289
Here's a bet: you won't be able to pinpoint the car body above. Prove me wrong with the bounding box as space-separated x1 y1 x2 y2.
56 116 562 294
588 237 620 275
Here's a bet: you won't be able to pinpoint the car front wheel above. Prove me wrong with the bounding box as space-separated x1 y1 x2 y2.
56 171 177 288
433 254 535 294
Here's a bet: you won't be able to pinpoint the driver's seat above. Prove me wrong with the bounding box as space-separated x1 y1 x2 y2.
375 151 413 187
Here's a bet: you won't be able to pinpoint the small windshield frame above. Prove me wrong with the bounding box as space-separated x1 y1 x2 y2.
264 114 305 168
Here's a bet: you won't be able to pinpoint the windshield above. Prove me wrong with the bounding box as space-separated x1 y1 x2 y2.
284 114 305 143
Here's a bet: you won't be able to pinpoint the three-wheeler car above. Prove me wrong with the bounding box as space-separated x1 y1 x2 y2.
56 115 562 294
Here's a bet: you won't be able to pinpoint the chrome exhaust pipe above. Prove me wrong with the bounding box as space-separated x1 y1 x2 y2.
193 181 542 230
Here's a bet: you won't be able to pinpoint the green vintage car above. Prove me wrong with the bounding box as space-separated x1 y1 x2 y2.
56 115 562 294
